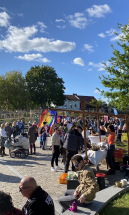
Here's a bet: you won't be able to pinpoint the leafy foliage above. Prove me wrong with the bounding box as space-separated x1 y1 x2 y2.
25 65 66 108
90 98 108 108
98 22 129 110
0 70 26 110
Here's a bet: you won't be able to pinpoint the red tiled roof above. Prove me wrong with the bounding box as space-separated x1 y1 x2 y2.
65 95 79 100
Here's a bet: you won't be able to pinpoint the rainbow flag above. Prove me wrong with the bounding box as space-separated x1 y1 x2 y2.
38 109 50 128
38 110 57 128
46 115 54 126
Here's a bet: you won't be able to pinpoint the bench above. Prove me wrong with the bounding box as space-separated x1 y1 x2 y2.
63 183 129 215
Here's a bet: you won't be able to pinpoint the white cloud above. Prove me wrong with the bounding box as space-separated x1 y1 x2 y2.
16 53 51 63
0 25 76 53
67 12 87 29
73 57 84 66
88 62 94 66
106 28 116 36
56 25 66 29
37 21 47 33
88 61 110 71
98 33 106 38
0 12 10 27
110 33 124 41
94 89 101 94
84 44 94 52
55 19 65 22
16 53 42 61
18 13 23 17
36 57 51 63
0 7 7 11
86 4 112 18
88 68 92 71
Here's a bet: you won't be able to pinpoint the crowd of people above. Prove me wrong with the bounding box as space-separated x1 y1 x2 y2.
0 115 127 214
0 155 100 215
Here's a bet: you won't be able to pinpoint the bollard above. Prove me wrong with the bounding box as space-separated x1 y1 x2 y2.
96 173 106 190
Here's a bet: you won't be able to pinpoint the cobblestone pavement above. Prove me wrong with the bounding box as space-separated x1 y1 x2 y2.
0 137 126 214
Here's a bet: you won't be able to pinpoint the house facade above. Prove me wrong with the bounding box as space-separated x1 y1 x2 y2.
57 94 97 111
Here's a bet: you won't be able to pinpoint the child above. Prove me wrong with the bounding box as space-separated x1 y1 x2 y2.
42 129 47 150
39 127 43 148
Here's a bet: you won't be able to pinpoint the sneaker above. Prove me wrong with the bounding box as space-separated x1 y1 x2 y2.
56 166 62 170
51 167 57 172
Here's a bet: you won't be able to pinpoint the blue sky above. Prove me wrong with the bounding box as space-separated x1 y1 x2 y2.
0 0 129 102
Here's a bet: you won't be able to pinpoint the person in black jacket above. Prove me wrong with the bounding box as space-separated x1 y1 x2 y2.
63 126 91 173
20 176 55 215
12 121 19 140
0 191 24 215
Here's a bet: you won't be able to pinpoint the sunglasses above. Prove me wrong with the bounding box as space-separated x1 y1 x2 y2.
19 186 29 192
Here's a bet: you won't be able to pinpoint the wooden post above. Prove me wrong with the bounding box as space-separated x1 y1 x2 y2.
97 106 101 142
63 112 64 127
81 100 88 161
125 115 129 156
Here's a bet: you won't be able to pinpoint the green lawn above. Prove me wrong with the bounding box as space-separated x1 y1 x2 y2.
115 133 128 155
99 192 129 215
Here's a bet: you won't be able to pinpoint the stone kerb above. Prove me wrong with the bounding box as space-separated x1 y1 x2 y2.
63 183 129 215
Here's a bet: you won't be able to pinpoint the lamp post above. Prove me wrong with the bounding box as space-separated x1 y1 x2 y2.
25 83 28 112
27 90 28 112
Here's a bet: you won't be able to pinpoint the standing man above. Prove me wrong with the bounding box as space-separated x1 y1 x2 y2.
63 126 91 173
17 120 22 135
20 176 55 215
21 119 25 134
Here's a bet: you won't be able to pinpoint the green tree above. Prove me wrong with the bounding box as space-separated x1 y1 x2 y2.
25 65 66 108
90 98 107 107
98 22 129 110
0 70 26 110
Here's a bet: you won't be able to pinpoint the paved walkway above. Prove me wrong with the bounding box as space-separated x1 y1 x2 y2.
0 137 126 214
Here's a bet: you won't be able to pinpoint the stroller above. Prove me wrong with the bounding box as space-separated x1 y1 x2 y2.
5 135 29 159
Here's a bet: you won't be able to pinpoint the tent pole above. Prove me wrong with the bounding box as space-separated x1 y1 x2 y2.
125 115 129 156
81 101 88 162
63 112 64 127
97 106 101 142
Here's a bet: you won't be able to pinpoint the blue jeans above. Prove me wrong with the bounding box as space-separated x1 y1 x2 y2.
43 140 46 149
13 132 19 142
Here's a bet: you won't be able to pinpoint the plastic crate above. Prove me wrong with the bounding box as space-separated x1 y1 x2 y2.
114 148 123 158
115 157 123 162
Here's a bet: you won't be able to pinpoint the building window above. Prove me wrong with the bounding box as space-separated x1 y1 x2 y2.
70 104 72 108
64 104 67 108
74 104 76 108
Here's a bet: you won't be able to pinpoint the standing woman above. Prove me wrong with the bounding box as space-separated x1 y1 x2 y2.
0 124 7 157
12 121 19 140
100 124 116 175
51 127 62 172
28 123 36 155
32 121 38 143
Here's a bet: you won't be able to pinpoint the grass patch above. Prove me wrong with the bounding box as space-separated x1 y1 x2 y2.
99 192 129 215
115 133 128 155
